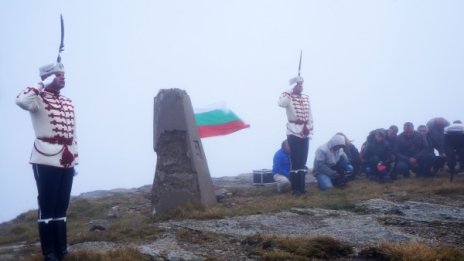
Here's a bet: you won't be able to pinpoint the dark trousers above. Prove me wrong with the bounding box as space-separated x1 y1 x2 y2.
365 156 390 181
33 164 74 259
287 135 309 194
445 133 464 173
446 148 464 173
396 154 435 177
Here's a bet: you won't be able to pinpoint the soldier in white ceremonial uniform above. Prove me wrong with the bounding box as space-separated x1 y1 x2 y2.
278 76 313 196
16 62 78 261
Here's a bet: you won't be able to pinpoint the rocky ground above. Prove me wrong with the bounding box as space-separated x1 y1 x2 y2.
71 174 464 260
64 199 464 260
1 173 464 260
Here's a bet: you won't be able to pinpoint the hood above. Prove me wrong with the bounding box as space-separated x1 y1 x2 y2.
328 134 346 149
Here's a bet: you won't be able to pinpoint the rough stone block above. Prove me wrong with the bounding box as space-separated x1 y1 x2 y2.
152 89 216 215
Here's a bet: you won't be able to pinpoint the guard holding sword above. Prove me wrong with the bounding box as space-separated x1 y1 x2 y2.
278 51 314 196
15 15 77 261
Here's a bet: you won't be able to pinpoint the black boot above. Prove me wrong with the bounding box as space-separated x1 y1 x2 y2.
38 221 58 260
298 170 307 194
53 219 68 260
289 171 300 196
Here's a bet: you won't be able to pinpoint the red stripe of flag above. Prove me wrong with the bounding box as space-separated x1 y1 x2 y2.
198 120 250 138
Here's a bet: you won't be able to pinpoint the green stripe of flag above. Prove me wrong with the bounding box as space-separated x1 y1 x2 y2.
194 109 240 126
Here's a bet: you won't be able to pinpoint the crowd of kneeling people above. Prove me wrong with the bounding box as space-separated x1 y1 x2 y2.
272 117 464 193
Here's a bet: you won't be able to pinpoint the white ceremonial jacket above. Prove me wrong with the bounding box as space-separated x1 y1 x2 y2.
16 85 78 168
278 90 313 138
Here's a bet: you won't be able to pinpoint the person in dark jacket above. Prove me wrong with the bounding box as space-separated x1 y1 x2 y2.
385 125 399 178
386 125 399 146
426 117 450 173
426 117 450 156
363 129 392 182
395 122 434 177
418 123 446 175
361 125 398 177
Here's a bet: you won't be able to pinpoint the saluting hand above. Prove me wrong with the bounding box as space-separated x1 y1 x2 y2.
40 74 56 89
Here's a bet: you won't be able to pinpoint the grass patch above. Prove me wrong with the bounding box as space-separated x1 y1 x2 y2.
68 215 163 244
154 172 464 221
0 210 37 245
66 195 163 244
67 248 153 261
20 247 153 261
433 186 464 196
153 201 225 221
242 234 354 260
359 241 464 261
321 200 358 211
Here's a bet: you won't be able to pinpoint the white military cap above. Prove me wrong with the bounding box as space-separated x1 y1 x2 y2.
39 63 65 78
289 76 304 85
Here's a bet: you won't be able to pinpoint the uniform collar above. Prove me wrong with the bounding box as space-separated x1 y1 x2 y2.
44 88 60 96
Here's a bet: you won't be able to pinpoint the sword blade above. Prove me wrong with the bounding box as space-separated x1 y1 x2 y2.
57 14 65 62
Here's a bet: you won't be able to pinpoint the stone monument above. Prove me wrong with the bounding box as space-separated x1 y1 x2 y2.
152 88 216 215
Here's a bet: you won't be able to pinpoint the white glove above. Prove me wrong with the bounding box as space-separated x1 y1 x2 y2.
41 74 56 88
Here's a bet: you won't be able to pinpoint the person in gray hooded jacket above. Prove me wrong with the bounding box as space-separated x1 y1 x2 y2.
313 134 353 190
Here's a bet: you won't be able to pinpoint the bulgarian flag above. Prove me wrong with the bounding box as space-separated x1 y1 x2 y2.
194 103 250 138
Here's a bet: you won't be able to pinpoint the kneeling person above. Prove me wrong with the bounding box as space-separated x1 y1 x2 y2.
313 134 353 190
272 140 291 193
